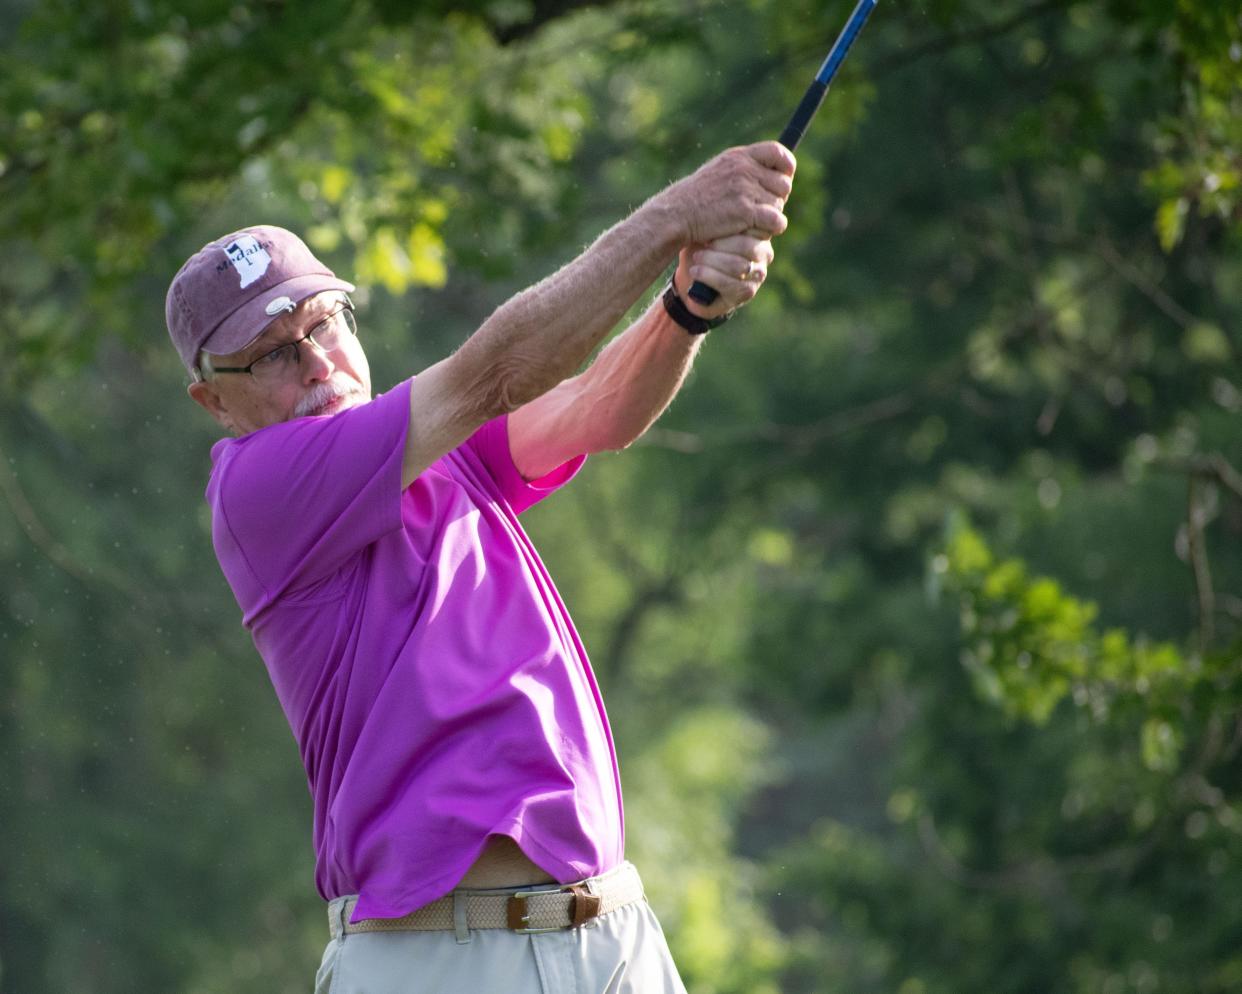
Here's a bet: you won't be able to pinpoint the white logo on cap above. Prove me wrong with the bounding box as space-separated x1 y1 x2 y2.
265 296 295 316
224 235 272 289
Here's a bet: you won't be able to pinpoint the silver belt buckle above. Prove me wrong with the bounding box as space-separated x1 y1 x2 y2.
508 882 571 934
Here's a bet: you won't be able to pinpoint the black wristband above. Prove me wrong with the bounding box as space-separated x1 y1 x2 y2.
662 278 732 335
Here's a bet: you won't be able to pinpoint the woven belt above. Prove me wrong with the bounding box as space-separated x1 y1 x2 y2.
331 862 645 937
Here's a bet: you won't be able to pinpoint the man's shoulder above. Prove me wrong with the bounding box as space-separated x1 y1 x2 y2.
206 418 304 500
209 385 406 481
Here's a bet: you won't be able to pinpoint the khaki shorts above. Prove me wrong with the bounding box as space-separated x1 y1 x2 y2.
316 869 687 994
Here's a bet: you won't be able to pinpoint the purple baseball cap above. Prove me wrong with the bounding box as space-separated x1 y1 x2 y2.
166 225 355 374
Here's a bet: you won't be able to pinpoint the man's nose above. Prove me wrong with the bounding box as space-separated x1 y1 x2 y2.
300 338 337 382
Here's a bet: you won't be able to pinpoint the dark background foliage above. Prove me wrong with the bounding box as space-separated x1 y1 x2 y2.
2 1 1240 991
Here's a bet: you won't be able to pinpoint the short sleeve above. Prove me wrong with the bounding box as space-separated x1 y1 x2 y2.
463 414 586 515
207 381 411 613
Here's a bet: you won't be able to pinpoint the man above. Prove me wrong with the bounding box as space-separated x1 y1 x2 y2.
166 141 795 993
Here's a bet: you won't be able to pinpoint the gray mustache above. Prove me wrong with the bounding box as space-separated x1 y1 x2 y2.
294 379 363 418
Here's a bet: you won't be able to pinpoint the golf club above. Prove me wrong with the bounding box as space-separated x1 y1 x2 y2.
688 0 879 305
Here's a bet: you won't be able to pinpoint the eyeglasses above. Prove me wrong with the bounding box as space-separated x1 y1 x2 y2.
202 297 357 385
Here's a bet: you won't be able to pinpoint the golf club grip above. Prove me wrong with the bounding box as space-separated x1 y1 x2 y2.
689 0 878 307
687 79 828 305
777 79 828 152
686 280 721 305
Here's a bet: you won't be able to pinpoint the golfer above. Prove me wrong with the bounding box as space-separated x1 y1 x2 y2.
166 141 795 993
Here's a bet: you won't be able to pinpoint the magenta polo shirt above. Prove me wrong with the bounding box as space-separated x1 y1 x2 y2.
204 379 624 921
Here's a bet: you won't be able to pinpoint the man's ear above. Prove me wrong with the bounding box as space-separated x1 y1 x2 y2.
188 380 235 434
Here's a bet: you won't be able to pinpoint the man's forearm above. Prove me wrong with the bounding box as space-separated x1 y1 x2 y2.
554 298 703 452
507 296 703 478
453 200 684 419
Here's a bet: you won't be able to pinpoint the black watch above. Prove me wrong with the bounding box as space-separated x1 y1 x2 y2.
662 279 732 335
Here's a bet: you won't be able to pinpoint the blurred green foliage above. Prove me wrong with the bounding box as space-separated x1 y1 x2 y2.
2 0 1241 992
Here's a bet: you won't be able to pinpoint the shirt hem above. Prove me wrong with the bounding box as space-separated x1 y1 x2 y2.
345 822 622 923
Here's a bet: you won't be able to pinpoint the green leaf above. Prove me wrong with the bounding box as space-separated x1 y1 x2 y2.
1156 197 1189 252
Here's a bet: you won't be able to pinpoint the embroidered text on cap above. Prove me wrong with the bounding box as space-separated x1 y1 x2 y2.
225 234 272 289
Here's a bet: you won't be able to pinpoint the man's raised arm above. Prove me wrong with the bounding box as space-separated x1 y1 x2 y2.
400 141 796 488
506 229 780 480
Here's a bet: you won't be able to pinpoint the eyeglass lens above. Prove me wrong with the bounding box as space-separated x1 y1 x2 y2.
251 305 355 381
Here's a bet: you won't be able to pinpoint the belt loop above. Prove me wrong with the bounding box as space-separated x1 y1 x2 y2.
452 890 472 944
328 897 351 941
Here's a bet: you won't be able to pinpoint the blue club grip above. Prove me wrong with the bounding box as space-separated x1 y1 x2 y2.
777 80 829 152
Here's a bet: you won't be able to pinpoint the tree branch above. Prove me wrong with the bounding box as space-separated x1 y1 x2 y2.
1156 453 1242 503
635 392 914 456
915 810 1144 895
492 0 612 44
1186 475 1216 650
1095 233 1203 332
602 575 685 687
0 439 144 603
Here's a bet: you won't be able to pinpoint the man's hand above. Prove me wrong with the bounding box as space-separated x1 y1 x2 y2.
657 141 796 247
673 232 776 320
660 141 794 320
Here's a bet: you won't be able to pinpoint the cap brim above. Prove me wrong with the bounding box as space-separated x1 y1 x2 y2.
199 273 356 358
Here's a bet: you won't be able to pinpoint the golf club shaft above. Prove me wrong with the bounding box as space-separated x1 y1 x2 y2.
687 0 878 305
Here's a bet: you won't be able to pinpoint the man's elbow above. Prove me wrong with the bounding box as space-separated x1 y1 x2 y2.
451 351 557 422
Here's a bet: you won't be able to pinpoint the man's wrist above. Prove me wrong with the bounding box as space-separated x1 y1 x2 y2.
662 277 732 335
642 187 692 255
